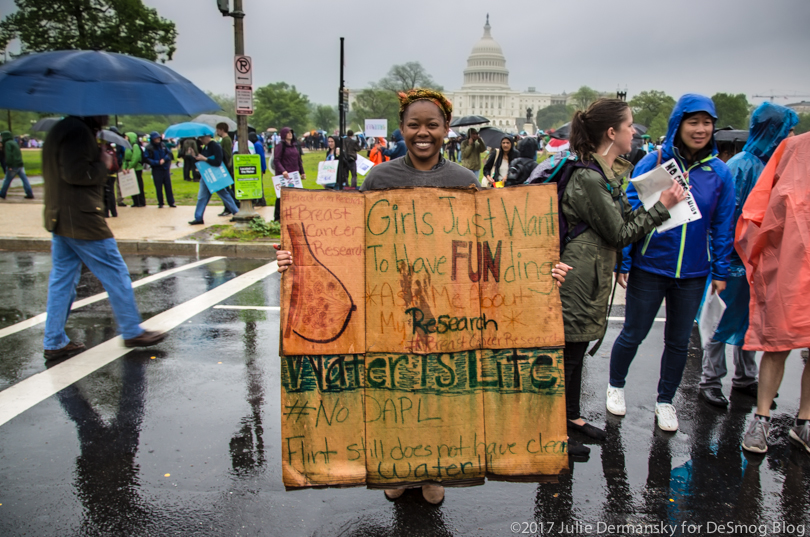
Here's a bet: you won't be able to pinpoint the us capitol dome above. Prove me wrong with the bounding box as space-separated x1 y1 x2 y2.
446 15 569 133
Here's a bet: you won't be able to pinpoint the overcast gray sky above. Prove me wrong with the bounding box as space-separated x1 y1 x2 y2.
4 0 810 107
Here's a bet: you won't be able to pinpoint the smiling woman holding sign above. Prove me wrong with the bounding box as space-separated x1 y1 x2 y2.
275 89 572 503
609 94 736 433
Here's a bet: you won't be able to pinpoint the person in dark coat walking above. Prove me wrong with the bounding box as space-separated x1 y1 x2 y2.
143 131 175 208
188 133 240 225
41 116 166 360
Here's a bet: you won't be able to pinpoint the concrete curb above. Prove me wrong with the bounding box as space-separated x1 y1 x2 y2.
0 237 279 259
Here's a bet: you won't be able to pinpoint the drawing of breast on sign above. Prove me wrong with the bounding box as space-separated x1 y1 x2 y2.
284 223 357 343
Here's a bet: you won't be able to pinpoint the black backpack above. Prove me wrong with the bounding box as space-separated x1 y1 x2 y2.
528 154 609 252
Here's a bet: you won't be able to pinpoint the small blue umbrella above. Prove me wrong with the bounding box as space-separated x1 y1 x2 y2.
0 50 220 116
164 122 215 139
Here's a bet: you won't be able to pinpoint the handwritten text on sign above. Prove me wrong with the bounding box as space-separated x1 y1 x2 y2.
279 186 567 489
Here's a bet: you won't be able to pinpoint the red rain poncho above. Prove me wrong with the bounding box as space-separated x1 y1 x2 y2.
735 132 810 351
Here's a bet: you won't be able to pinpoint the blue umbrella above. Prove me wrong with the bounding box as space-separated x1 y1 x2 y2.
164 122 215 139
0 50 220 116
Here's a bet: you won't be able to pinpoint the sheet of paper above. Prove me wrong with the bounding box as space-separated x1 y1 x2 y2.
272 171 303 198
118 169 140 198
356 154 375 176
630 158 702 233
317 161 339 185
699 286 727 349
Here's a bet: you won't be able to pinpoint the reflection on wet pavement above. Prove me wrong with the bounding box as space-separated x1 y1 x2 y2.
0 252 807 536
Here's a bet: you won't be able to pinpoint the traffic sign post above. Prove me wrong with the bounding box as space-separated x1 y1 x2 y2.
227 0 258 223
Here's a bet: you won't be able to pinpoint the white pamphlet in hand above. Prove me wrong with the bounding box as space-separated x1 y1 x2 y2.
356 154 375 176
272 171 303 198
699 286 726 349
630 158 702 233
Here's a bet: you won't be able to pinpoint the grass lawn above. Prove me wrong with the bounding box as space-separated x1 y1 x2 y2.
18 148 361 206
137 150 345 206
19 148 487 205
22 149 42 176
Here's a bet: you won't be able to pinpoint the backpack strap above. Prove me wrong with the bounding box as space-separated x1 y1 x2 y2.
542 155 569 183
561 160 611 249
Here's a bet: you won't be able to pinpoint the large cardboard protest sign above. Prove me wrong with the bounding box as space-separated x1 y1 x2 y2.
279 187 567 490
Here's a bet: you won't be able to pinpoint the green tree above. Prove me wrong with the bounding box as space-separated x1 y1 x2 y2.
648 113 670 142
629 90 676 140
378 62 443 94
253 82 310 134
207 92 235 118
311 104 337 132
794 113 810 136
712 93 750 129
629 90 675 127
349 87 400 130
0 0 177 62
535 104 574 131
570 86 600 110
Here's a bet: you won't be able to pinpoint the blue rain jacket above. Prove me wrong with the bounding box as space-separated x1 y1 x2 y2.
710 102 798 345
620 94 735 281
725 102 799 274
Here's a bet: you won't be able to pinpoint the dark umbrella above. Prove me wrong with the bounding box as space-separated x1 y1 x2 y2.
714 128 749 144
450 115 490 128
477 127 511 148
98 129 131 149
0 50 220 116
31 117 62 132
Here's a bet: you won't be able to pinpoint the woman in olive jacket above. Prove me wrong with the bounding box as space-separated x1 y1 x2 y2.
558 99 685 454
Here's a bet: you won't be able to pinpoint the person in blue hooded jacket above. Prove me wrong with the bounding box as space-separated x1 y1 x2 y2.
697 102 798 408
606 94 736 432
383 128 407 160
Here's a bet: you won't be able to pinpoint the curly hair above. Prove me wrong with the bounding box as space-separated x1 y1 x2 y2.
397 88 453 123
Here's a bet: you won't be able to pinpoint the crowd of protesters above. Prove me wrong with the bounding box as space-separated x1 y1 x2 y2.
274 89 810 503
17 85 810 506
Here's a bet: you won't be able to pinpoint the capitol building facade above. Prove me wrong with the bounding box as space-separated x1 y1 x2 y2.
445 16 569 132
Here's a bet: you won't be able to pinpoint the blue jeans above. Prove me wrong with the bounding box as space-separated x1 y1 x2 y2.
194 180 239 221
609 268 707 404
44 235 144 350
0 167 33 197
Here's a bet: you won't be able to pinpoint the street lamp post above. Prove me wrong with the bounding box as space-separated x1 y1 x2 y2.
219 0 257 225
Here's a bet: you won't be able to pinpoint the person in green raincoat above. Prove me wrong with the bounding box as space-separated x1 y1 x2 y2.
558 99 685 456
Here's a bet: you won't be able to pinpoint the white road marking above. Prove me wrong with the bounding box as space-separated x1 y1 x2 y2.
0 256 227 340
0 260 278 427
213 305 280 311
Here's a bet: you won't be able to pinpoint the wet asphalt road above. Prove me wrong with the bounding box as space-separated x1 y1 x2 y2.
0 251 808 537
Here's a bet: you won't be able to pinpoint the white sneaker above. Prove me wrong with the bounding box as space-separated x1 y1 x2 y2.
606 385 626 416
655 403 679 432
